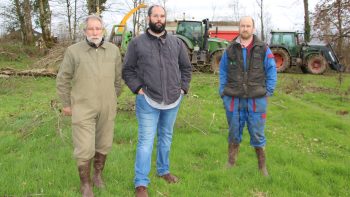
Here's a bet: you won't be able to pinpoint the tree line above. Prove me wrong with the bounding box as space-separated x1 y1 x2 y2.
1 0 349 66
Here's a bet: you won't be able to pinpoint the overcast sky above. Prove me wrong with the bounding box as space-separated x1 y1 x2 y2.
165 0 318 30
101 0 319 35
0 0 319 37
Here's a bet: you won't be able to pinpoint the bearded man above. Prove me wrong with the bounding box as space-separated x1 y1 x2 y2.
122 5 192 197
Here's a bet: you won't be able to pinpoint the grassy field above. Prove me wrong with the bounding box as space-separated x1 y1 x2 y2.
1 71 350 196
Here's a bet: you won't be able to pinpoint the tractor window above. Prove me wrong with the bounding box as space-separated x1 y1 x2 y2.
271 34 280 45
176 21 203 44
282 34 294 47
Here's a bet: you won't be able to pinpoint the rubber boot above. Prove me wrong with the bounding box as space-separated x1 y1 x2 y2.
255 147 269 176
78 160 94 197
92 152 107 188
227 143 239 168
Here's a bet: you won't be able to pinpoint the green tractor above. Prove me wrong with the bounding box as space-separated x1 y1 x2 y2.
175 18 229 73
270 30 344 74
109 26 132 56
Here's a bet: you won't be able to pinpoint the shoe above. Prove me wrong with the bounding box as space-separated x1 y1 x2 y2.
135 186 148 197
159 173 179 183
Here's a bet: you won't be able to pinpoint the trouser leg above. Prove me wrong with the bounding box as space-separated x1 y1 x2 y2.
156 104 181 176
134 95 160 187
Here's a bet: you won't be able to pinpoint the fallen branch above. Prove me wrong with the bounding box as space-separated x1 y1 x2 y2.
31 42 71 69
0 68 57 77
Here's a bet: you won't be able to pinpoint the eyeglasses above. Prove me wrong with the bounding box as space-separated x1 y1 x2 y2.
86 27 103 31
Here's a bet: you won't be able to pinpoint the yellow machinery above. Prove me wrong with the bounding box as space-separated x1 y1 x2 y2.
109 3 147 55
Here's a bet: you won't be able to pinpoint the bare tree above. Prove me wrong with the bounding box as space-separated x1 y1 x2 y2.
304 0 311 42
87 0 107 14
63 0 78 40
13 0 34 45
23 0 34 44
211 3 217 22
0 2 18 32
65 0 73 40
35 0 53 48
313 0 350 57
132 0 138 36
228 0 240 22
49 0 86 41
73 0 78 40
256 0 265 41
157 0 168 8
130 0 148 36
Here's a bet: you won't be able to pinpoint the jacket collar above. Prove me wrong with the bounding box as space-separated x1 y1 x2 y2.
83 37 106 51
232 35 263 47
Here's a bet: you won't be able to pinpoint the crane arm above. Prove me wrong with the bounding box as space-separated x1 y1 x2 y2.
117 3 147 33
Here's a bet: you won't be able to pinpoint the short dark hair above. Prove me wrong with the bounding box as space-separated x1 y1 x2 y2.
147 5 166 17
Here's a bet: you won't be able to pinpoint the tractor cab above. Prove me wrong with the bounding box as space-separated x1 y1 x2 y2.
174 19 228 73
270 31 302 58
176 20 205 51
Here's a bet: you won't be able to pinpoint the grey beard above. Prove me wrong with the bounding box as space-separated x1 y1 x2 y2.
87 36 103 46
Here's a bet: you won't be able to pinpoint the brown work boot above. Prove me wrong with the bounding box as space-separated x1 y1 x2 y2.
92 152 107 188
135 186 148 197
78 160 94 197
227 143 240 168
159 173 179 183
255 147 269 177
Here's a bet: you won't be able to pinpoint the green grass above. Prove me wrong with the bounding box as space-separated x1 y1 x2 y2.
0 42 41 70
1 73 350 196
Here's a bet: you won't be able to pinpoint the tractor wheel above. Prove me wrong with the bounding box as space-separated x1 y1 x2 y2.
306 54 327 74
271 48 290 72
210 51 223 74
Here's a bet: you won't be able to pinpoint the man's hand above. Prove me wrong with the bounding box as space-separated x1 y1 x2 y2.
62 106 72 116
138 88 144 95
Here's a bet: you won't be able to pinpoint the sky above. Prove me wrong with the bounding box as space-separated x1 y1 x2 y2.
164 0 318 31
0 0 319 37
100 0 319 37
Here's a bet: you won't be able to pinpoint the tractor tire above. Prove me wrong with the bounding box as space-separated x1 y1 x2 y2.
306 54 327 74
210 51 223 74
271 48 290 72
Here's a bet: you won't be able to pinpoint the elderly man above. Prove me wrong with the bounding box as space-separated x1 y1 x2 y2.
56 15 122 197
219 16 277 176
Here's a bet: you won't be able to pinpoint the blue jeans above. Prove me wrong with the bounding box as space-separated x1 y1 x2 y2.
222 96 268 147
134 95 181 187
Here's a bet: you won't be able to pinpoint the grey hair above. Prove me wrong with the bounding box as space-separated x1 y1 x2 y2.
83 14 104 31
